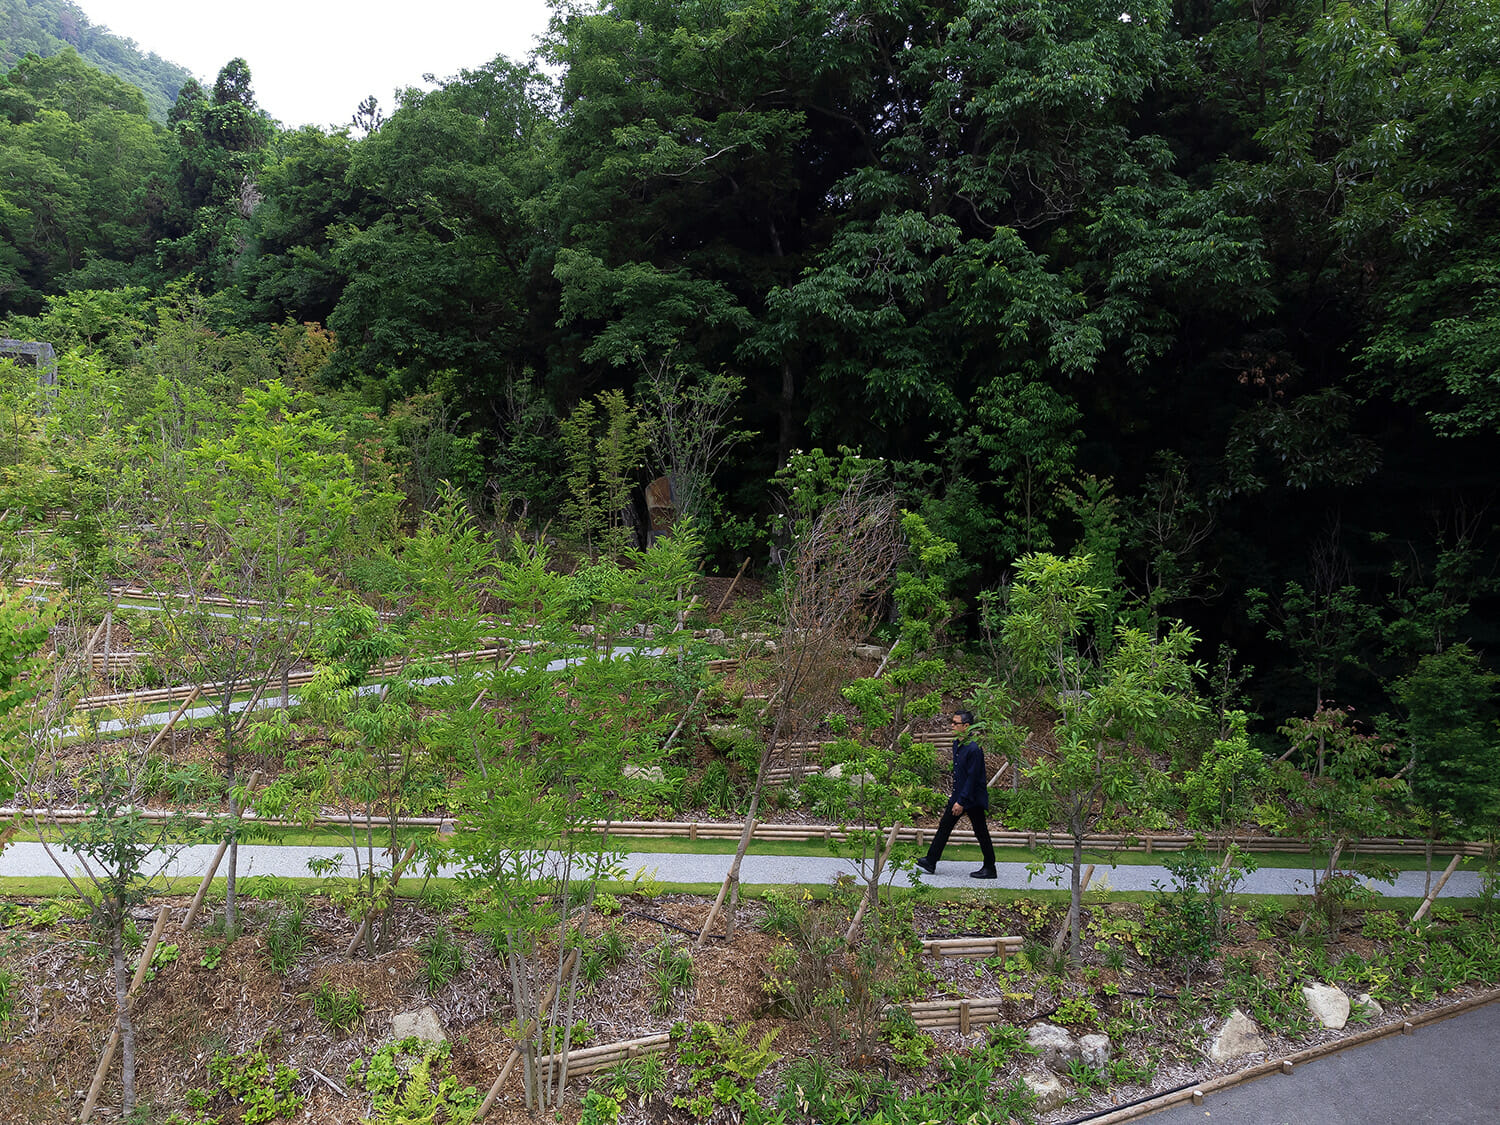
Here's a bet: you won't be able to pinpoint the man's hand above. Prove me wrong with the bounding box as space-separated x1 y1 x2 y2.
951 802 963 815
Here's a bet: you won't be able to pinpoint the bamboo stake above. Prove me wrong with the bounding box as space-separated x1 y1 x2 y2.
662 687 707 755
987 761 1009 789
79 905 170 1123
714 557 751 615
1410 853 1463 924
476 949 578 1120
1052 864 1095 954
345 840 420 957
141 686 202 758
182 770 262 930
231 675 273 734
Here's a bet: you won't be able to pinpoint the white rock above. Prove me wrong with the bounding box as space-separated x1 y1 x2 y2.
1209 1008 1265 1063
1027 1022 1081 1070
851 643 888 660
1354 992 1384 1020
391 1006 447 1044
1302 982 1351 1029
1025 1071 1068 1113
1079 1033 1112 1068
622 764 665 783
704 628 726 644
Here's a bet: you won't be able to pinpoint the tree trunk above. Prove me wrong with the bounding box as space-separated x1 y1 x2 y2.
1069 835 1083 961
697 751 767 946
111 920 136 1116
225 770 241 930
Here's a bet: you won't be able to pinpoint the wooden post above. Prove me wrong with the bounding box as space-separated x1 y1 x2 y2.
1410 853 1463 924
182 770 262 930
476 949 579 1120
987 761 1009 789
79 905 170 1122
662 687 707 755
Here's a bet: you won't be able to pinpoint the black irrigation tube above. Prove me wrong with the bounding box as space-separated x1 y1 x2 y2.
624 908 716 939
1059 1081 1199 1124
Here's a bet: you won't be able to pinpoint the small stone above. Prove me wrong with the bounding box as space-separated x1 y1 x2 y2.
391 1006 446 1044
851 643 888 661
704 628 726 645
1302 982 1351 1030
622 764 665 783
1354 992 1384 1020
1079 1033 1112 1068
1027 1022 1081 1070
1025 1071 1068 1113
1209 1008 1265 1063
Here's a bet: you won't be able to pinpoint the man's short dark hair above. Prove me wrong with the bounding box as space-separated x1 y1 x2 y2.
954 710 974 726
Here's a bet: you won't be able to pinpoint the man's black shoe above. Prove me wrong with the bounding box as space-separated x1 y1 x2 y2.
969 867 997 880
914 858 936 876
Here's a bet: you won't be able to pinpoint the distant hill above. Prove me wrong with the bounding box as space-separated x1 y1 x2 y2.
0 0 193 122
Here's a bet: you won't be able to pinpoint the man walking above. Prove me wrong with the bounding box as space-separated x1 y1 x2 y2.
914 710 998 879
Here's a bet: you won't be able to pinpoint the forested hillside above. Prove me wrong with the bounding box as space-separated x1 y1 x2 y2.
2 0 1498 748
0 0 191 121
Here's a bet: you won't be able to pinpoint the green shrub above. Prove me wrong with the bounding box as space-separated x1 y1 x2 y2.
166 1041 303 1125
416 925 467 993
262 903 309 974
0 969 17 1033
311 981 365 1033
346 1038 479 1125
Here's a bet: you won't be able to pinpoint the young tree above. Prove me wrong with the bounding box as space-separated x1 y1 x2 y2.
0 584 58 805
147 378 396 928
559 389 648 560
450 530 700 1112
829 512 957 939
699 468 903 944
1394 645 1500 892
1004 552 1206 959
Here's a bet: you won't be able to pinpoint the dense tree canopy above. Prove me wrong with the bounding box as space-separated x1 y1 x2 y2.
2 0 1497 743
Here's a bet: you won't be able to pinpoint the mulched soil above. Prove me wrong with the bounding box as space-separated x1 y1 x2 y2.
1 887 1486 1125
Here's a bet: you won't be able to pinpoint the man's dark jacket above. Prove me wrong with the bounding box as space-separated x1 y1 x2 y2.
950 738 989 810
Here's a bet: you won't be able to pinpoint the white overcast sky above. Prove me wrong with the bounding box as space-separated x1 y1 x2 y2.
78 1 557 129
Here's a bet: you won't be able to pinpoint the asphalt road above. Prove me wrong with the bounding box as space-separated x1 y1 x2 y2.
1133 1000 1500 1125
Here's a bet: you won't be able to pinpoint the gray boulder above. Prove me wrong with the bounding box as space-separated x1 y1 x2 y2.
391 1005 447 1044
1079 1033 1112 1068
1302 982 1351 1030
1208 1008 1265 1063
1025 1072 1068 1113
852 643 888 661
824 762 875 787
1027 1022 1082 1070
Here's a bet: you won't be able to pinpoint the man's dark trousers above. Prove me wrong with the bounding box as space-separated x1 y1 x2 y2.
922 805 997 869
